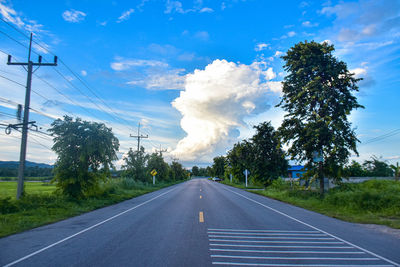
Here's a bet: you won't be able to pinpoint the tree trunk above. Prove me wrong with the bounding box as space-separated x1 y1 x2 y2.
319 162 324 195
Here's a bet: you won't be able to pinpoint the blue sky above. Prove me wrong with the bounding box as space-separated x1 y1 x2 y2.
0 0 399 168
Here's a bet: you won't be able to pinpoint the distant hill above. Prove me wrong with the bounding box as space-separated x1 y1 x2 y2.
0 161 53 169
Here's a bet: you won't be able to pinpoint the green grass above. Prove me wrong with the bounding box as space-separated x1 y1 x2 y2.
220 179 264 189
0 179 185 237
0 181 56 199
224 178 400 229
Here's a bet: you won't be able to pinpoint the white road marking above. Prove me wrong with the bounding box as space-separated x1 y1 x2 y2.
3 187 177 267
208 228 319 233
223 187 400 266
210 248 365 254
208 235 334 240
211 255 379 261
208 231 327 236
212 263 394 266
210 244 355 249
209 239 344 244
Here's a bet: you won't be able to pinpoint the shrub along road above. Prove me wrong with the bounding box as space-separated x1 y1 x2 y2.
1 178 399 266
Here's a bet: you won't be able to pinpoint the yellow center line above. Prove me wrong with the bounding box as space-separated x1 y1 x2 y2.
199 211 204 223
200 195 202 199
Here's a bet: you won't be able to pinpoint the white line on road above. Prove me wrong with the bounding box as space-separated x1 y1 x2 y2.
211 255 379 261
208 228 319 233
209 239 344 244
212 262 394 266
208 231 328 236
208 235 335 240
210 248 365 254
210 244 355 249
223 187 400 266
3 187 177 267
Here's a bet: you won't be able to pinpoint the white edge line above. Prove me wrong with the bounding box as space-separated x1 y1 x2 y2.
223 187 400 266
209 239 344 244
3 187 176 267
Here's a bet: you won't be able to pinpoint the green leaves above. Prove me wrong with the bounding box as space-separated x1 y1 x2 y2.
48 116 120 198
277 41 364 190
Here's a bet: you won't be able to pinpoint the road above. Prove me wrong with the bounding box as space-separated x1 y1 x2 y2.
1 178 399 266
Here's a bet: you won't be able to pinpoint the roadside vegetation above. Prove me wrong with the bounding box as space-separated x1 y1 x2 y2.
0 116 189 237
204 41 399 229
0 179 184 238
253 179 400 229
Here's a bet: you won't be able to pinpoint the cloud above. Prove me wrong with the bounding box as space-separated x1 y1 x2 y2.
110 58 168 71
171 59 280 162
62 9 86 23
81 70 87 76
255 43 269 52
200 7 214 13
165 0 191 14
302 21 319 27
117 8 134 23
127 69 186 90
194 31 209 41
321 0 400 42
287 31 296 37
0 0 45 33
350 66 375 88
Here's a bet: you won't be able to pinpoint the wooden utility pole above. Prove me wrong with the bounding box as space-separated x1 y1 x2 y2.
7 33 57 199
130 122 148 152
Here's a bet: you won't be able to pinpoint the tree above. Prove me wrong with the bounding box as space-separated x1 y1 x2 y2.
363 156 393 177
250 122 288 185
169 161 187 181
390 162 400 181
343 160 367 177
147 152 169 181
191 166 200 176
212 156 226 178
226 140 254 183
122 146 149 182
49 116 119 197
277 41 364 194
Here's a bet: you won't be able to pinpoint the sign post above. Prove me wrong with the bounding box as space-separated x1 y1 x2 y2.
150 169 157 185
243 169 250 187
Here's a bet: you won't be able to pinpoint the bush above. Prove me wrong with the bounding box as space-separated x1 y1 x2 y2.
0 197 18 214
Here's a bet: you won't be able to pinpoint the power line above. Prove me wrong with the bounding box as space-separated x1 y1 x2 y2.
362 129 400 145
0 73 25 87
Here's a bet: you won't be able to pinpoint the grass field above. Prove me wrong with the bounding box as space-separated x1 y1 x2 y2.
0 179 185 237
0 181 56 199
223 178 400 229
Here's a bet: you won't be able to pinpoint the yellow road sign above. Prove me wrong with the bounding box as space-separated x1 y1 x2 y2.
150 169 157 176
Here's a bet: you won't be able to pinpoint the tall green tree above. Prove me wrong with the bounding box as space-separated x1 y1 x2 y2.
251 122 288 185
390 162 400 181
191 166 200 176
343 160 367 177
147 152 169 181
212 156 226 178
169 161 187 181
49 116 119 197
226 140 254 183
122 146 149 182
277 41 364 194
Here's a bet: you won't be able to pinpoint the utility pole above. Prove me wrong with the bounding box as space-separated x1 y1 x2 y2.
155 144 167 156
7 33 57 199
130 122 148 152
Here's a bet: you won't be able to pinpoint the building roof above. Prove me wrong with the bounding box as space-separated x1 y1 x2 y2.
288 165 305 171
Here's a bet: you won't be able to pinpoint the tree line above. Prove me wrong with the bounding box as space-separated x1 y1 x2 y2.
46 116 188 198
203 40 398 193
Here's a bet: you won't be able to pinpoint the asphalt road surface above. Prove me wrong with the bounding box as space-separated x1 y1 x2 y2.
1 178 400 266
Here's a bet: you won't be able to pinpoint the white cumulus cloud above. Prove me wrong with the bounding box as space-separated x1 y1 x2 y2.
171 59 279 162
62 9 86 23
110 58 168 71
255 43 269 51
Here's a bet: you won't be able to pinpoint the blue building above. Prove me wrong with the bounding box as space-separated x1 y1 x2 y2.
288 165 306 178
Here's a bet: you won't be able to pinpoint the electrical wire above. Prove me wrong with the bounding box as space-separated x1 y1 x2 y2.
362 129 400 145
